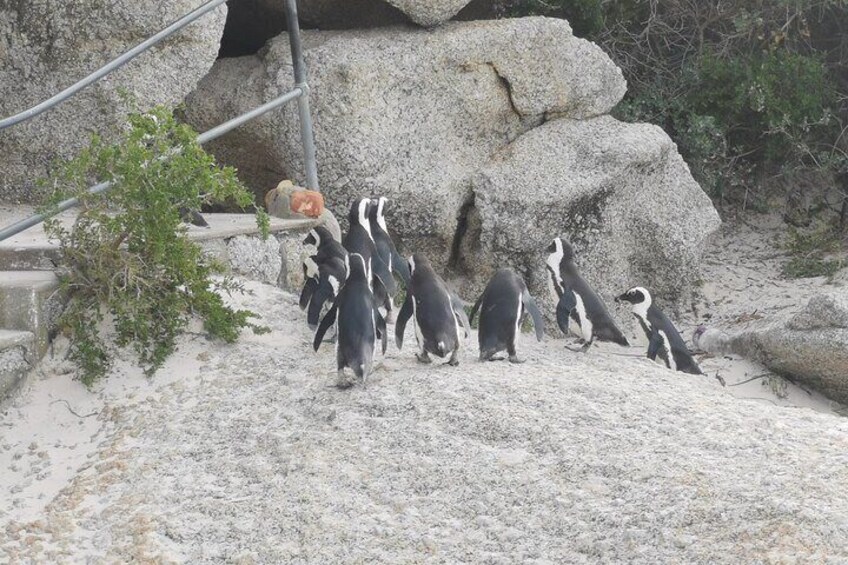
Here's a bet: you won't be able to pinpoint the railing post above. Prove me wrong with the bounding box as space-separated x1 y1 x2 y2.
284 0 320 191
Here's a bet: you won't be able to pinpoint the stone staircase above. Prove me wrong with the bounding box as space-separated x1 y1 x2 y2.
0 208 316 400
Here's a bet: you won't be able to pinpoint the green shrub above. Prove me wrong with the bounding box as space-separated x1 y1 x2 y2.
782 221 844 278
42 106 270 385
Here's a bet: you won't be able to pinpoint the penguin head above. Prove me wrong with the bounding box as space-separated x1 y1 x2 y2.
545 237 575 264
369 196 389 231
346 253 369 281
616 286 651 308
348 198 372 227
303 226 331 247
407 253 430 276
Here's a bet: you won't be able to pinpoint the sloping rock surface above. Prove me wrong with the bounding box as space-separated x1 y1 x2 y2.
0 0 227 204
2 282 846 562
728 290 848 404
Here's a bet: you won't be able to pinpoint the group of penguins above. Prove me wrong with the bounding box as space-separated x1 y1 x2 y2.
300 197 712 388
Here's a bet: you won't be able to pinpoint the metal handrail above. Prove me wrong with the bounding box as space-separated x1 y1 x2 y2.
0 0 228 130
0 0 320 242
0 88 305 242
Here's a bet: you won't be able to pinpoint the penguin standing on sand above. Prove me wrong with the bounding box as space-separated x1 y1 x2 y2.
313 253 387 388
615 286 704 375
300 226 348 329
395 254 471 366
469 269 545 363
342 199 397 315
545 237 629 350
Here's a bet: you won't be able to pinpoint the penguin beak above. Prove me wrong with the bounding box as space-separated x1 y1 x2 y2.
614 293 626 304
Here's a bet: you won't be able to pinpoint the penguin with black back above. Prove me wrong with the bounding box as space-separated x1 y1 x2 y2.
342 199 397 315
615 286 705 376
545 237 629 350
469 269 545 363
368 197 411 285
395 253 471 366
313 253 387 388
300 226 348 328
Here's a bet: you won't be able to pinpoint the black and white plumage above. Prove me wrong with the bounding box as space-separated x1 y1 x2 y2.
615 286 703 375
368 197 410 285
545 237 629 350
342 199 397 313
300 226 348 330
395 253 470 366
313 253 387 388
469 269 544 363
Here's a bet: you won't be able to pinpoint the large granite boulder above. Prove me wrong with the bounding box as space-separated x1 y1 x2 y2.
0 1 227 204
715 291 848 404
185 17 627 266
462 115 721 315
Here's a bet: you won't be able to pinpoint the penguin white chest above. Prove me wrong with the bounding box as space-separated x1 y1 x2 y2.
658 330 676 371
572 292 593 342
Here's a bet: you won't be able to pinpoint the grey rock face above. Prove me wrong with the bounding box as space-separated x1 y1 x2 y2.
384 0 474 26
464 116 720 316
786 292 848 330
722 290 848 404
185 18 627 266
0 1 227 204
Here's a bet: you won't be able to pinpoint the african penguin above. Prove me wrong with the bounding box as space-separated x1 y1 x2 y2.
313 253 387 388
395 253 471 366
615 286 703 375
545 237 629 350
368 197 411 285
300 226 348 323
469 269 544 363
342 199 397 314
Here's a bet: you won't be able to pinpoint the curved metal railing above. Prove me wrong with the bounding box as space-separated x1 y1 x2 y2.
0 0 318 242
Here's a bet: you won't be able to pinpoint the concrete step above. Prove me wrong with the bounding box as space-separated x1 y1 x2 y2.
0 271 61 356
0 211 316 274
0 329 34 400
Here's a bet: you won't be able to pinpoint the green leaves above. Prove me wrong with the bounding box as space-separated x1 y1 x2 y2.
43 105 267 385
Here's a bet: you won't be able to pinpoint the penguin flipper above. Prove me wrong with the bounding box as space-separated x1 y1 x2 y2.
556 292 576 336
313 303 338 352
373 255 398 296
395 294 414 350
374 306 388 355
468 290 486 326
307 279 336 329
522 290 545 342
647 330 665 364
299 277 318 311
372 272 391 311
392 248 411 284
449 292 471 339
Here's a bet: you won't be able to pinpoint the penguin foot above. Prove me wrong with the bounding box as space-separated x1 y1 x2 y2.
416 352 432 364
447 351 460 366
334 369 355 389
508 355 525 364
482 355 506 362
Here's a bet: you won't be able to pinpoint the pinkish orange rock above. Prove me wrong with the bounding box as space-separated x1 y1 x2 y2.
289 190 324 218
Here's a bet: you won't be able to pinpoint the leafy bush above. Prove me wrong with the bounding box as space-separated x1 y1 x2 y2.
42 106 270 385
782 221 844 278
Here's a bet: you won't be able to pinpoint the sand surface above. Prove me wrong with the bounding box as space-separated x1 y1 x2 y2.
1 216 847 562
